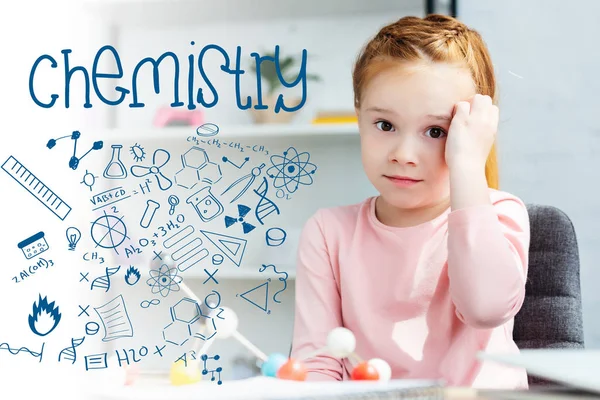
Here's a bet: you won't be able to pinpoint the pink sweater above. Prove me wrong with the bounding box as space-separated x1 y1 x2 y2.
290 189 530 389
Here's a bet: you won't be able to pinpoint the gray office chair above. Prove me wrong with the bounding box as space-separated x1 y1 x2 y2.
514 204 585 385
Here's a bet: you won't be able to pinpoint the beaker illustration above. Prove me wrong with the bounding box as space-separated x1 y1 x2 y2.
103 145 127 179
186 186 224 222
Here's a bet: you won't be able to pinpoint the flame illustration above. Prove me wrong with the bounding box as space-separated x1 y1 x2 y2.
28 295 61 337
125 266 141 286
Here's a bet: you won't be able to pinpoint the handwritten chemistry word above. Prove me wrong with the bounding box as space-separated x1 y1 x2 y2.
12 258 55 284
188 136 270 155
29 44 310 111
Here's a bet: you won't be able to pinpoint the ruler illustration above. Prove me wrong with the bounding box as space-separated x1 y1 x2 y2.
2 155 72 220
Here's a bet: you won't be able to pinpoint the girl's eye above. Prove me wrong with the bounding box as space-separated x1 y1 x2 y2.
426 127 447 139
375 121 395 132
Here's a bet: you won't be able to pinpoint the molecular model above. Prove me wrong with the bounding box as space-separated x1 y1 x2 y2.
169 307 391 385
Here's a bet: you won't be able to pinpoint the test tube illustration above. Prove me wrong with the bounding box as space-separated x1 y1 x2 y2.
140 200 160 228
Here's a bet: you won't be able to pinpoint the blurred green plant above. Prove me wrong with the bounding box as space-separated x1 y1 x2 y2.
249 50 321 97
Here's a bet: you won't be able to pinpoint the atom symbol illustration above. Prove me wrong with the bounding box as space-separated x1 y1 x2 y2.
146 263 182 298
130 143 146 162
90 211 130 255
267 147 317 194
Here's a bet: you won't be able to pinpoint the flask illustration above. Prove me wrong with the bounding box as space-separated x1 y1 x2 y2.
103 145 127 179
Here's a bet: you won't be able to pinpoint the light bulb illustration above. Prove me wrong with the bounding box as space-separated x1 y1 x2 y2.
66 227 81 251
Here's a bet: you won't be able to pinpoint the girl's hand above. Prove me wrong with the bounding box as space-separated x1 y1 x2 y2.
445 94 499 170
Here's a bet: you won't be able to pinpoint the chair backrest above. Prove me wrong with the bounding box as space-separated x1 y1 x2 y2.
514 204 585 384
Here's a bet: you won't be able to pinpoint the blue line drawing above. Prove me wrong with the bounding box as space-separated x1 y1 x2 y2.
0 342 44 362
175 351 192 366
193 317 217 341
94 294 134 342
205 290 222 309
90 266 121 292
191 290 222 341
237 282 270 314
186 186 224 222
266 227 287 247
173 239 209 272
267 147 317 194
130 143 146 162
85 353 108 370
2 155 72 220
131 148 172 191
203 269 218 285
221 163 265 203
46 131 103 170
175 166 200 190
222 156 249 169
154 345 165 357
78 305 90 317
212 254 224 265
125 266 141 286
28 294 62 336
196 123 219 137
103 144 128 179
80 272 89 282
17 231 49 260
200 230 247 267
172 298 202 323
140 299 160 308
201 354 223 385
90 186 132 211
147 263 182 298
58 337 85 364
175 147 222 189
253 177 280 225
162 225 210 273
90 210 129 255
259 264 289 303
66 227 81 251
224 204 256 234
163 225 194 248
162 297 204 346
85 322 100 335
140 199 160 228
168 195 180 215
162 321 192 346
81 169 98 191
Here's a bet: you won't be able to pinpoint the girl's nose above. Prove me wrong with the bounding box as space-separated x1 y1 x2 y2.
389 134 418 165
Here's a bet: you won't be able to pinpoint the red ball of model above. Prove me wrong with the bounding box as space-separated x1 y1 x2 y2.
276 358 308 381
351 361 380 380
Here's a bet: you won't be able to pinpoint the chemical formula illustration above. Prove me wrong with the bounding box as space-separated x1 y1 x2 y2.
0 122 318 385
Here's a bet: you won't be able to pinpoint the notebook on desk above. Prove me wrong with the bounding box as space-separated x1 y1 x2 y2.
478 349 600 394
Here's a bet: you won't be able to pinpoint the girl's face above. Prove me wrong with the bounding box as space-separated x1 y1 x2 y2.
357 61 476 211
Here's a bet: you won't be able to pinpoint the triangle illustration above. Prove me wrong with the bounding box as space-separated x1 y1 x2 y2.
238 204 251 217
239 281 269 312
220 239 241 256
224 216 237 228
200 230 247 267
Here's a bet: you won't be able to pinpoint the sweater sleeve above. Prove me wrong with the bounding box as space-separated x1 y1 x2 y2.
447 193 530 329
290 209 345 381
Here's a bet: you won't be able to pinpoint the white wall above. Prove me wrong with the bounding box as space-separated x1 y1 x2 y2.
459 0 600 347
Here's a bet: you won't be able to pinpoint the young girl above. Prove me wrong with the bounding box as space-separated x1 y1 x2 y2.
290 14 530 389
